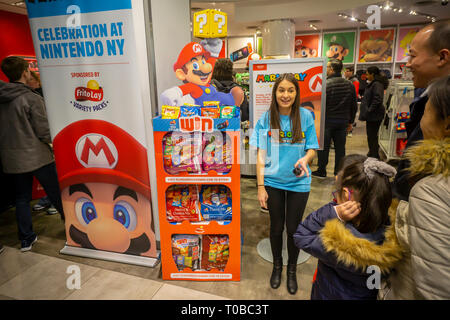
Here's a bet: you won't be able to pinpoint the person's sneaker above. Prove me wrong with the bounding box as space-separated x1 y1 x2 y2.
312 170 327 179
47 206 58 215
260 207 269 214
0 244 5 254
32 203 49 212
20 236 37 252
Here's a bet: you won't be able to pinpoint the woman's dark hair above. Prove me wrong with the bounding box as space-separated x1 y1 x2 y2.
428 75 450 121
336 154 392 233
211 58 234 82
367 66 389 89
269 73 302 143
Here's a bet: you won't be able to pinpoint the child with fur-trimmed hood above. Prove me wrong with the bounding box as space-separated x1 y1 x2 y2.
294 154 404 300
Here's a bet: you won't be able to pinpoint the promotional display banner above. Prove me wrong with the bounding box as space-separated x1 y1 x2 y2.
322 32 355 64
26 0 158 266
249 58 327 149
395 27 420 62
358 28 395 63
294 35 320 59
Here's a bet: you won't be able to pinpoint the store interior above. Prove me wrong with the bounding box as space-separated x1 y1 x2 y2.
0 0 449 300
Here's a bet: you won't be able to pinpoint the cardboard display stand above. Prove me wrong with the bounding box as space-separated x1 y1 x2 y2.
153 116 241 281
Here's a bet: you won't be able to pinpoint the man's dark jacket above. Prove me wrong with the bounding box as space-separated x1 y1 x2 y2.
325 73 357 124
359 79 385 122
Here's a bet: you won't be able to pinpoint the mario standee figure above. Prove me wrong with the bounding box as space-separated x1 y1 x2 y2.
52 119 157 258
161 39 238 107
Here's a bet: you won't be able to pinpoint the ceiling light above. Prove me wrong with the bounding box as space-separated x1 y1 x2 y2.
398 8 403 12
13 1 25 5
350 16 357 21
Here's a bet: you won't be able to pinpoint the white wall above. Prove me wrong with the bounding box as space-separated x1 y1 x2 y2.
150 0 192 114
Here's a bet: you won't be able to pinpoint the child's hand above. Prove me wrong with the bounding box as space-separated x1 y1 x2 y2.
335 201 361 221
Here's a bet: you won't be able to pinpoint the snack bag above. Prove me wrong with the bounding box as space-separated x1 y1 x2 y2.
172 234 201 270
201 107 220 118
163 132 202 174
180 105 201 117
203 101 220 107
166 185 201 222
201 235 229 271
202 132 232 173
199 185 232 221
162 105 180 119
220 106 236 119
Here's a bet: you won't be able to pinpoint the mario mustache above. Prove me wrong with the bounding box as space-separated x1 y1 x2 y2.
193 69 211 80
69 224 151 256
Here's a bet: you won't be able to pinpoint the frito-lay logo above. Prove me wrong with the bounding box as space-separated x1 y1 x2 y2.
179 116 213 132
75 134 118 169
75 80 104 102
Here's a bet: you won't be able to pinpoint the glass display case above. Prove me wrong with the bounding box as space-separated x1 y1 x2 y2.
378 80 415 160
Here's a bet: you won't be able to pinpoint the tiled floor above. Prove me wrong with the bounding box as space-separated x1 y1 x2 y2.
0 119 371 300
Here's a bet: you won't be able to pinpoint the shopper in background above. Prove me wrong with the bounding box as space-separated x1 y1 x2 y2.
344 66 360 137
295 154 402 300
26 71 58 216
0 56 64 252
312 59 357 178
250 73 319 295
211 58 249 122
392 20 450 201
379 75 450 300
358 66 389 159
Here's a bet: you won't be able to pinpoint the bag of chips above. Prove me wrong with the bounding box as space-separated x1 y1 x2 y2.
172 234 201 270
161 105 180 119
202 132 232 174
166 185 201 222
201 235 229 271
201 107 220 118
163 132 202 174
180 106 201 117
199 185 232 221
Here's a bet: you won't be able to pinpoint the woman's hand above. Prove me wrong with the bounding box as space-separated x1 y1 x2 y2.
294 156 309 178
258 186 268 209
335 201 361 221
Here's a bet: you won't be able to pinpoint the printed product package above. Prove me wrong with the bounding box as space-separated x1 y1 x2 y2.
202 132 232 173
162 105 180 119
199 185 232 221
180 105 201 117
220 106 236 118
201 107 220 118
201 235 229 271
166 185 201 222
163 132 202 174
172 234 201 270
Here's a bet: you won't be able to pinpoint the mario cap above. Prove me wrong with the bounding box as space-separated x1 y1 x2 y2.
173 42 211 72
327 34 349 49
52 119 151 198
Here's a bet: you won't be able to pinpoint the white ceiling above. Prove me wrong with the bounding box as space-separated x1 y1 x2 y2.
191 0 450 35
1 0 449 35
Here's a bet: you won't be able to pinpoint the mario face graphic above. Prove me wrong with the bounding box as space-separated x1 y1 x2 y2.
175 53 213 87
297 46 317 58
53 120 157 258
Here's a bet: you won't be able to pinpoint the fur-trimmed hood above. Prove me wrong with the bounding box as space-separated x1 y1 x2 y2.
319 208 404 274
405 137 450 178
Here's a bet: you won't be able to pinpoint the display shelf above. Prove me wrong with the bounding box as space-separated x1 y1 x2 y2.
152 116 241 281
378 80 414 161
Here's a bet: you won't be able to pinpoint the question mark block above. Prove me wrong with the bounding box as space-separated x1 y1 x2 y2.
193 9 227 38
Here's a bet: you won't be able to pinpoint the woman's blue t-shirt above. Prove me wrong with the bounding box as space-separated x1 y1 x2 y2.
249 107 319 192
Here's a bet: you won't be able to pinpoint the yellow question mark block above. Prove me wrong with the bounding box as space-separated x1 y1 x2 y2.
193 9 227 38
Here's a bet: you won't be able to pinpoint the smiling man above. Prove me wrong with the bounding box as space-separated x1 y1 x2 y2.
393 20 450 201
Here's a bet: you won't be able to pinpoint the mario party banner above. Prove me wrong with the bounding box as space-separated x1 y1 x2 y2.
26 0 158 266
322 31 355 64
395 27 420 63
249 58 327 148
358 28 395 63
294 35 320 59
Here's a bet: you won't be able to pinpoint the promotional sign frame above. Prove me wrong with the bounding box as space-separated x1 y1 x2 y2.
25 0 159 267
395 26 421 63
249 58 327 150
294 33 321 59
152 117 241 281
357 27 396 64
322 31 356 64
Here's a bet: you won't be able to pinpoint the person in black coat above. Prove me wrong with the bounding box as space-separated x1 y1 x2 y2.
359 66 389 159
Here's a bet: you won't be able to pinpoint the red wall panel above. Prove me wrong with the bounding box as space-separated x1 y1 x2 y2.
0 10 35 82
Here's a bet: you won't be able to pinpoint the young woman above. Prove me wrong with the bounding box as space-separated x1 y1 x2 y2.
358 66 389 159
249 73 319 295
